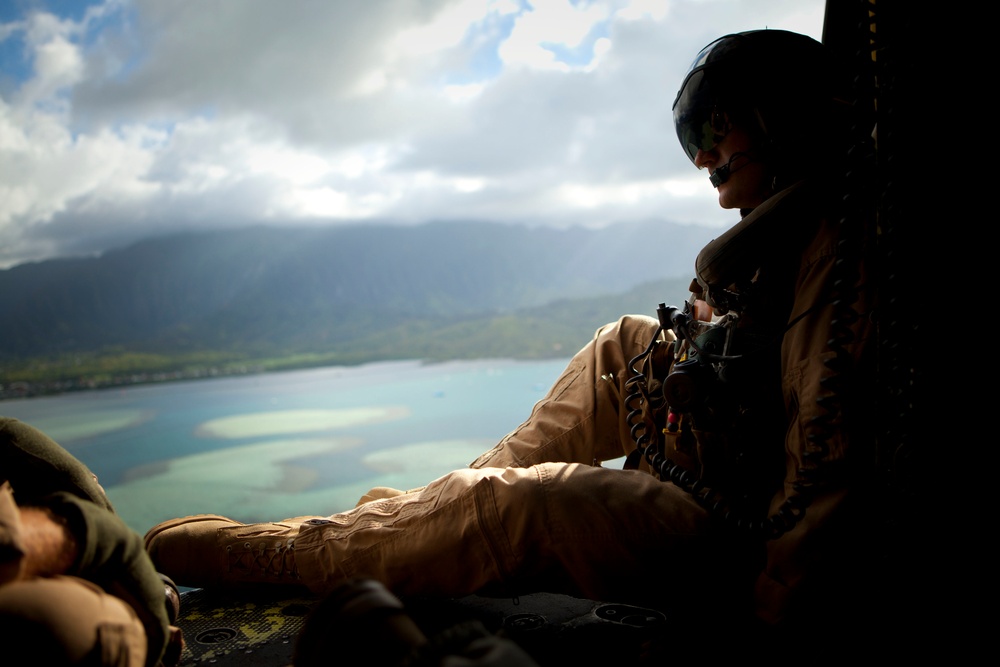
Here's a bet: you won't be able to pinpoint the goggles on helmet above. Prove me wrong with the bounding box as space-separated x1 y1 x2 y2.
674 91 732 163
672 35 741 164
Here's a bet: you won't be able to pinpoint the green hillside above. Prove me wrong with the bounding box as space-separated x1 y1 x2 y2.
0 221 704 398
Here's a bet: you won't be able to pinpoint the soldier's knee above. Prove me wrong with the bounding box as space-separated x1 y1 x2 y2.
489 463 601 531
0 417 113 511
0 576 147 666
591 314 661 362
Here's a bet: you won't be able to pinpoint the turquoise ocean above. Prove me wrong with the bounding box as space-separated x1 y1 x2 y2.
1 358 570 535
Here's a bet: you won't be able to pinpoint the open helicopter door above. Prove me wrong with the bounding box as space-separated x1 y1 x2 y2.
169 2 932 664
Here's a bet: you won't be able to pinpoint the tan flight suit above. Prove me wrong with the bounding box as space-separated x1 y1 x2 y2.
289 180 878 629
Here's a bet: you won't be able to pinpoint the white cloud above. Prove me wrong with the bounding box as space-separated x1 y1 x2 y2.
556 176 705 209
11 11 83 111
498 0 610 71
0 96 158 230
392 0 491 58
443 82 486 103
0 0 827 267
617 0 671 22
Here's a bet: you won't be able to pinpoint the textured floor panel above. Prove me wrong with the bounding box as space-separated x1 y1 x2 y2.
175 588 667 666
176 589 314 666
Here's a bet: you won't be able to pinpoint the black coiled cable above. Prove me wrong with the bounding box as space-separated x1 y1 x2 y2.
624 202 867 540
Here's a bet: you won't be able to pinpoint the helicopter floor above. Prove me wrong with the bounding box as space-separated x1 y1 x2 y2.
173 587 669 666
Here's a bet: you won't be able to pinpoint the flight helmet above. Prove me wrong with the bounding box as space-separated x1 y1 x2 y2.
672 30 850 180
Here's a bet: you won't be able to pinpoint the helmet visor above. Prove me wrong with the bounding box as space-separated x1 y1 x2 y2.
672 36 737 164
673 70 732 163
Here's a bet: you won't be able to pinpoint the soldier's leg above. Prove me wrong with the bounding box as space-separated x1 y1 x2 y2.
470 315 664 470
0 417 113 512
148 462 750 610
297 462 749 607
349 315 662 509
0 576 147 667
2 467 173 666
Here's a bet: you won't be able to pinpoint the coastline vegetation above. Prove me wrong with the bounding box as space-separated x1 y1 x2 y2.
2 276 693 400
0 313 593 399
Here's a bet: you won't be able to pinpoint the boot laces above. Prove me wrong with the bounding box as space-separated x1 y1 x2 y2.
227 539 299 580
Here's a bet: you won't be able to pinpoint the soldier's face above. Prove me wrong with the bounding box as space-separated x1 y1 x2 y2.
693 125 770 210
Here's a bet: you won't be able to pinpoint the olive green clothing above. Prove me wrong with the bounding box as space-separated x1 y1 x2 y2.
1 417 170 667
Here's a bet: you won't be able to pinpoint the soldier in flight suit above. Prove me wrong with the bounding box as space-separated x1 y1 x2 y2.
146 29 877 650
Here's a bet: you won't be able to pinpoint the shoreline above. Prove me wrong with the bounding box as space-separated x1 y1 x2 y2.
0 354 570 402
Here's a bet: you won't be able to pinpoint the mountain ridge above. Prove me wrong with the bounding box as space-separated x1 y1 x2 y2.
1 219 713 392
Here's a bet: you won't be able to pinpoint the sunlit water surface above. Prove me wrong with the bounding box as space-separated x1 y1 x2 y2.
2 359 570 534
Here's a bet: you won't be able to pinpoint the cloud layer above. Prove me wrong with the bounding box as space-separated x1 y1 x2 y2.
0 0 825 267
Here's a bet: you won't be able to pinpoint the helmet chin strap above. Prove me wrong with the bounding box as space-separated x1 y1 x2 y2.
709 150 756 187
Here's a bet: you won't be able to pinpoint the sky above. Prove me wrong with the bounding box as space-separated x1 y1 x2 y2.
0 0 826 269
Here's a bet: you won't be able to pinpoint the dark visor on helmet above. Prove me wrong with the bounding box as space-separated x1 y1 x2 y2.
672 35 736 163
673 69 732 163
